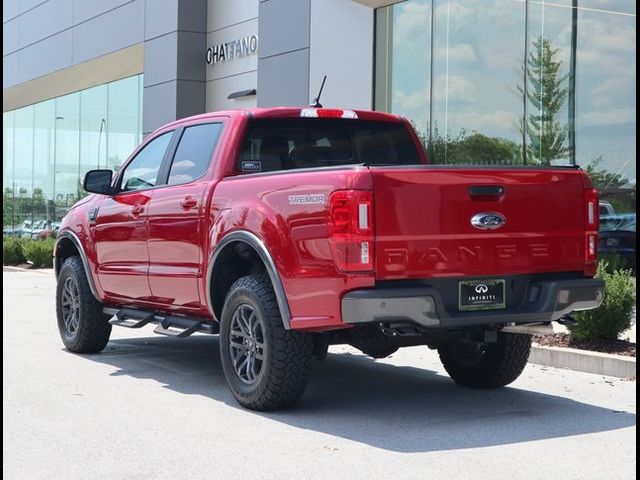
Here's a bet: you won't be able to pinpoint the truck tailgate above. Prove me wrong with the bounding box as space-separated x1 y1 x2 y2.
371 166 586 279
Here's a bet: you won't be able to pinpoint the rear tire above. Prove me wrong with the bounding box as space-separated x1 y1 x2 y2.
219 274 313 411
438 332 531 388
56 256 111 353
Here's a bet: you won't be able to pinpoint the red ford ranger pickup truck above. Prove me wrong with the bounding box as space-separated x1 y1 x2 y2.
54 107 605 410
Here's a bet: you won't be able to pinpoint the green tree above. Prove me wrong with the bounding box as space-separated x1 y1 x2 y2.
518 36 569 164
429 126 520 165
585 156 629 190
31 187 47 221
3 188 14 228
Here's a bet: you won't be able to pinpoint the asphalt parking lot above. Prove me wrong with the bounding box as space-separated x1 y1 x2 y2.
3 269 637 480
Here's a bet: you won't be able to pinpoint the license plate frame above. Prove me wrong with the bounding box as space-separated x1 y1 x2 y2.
459 279 506 311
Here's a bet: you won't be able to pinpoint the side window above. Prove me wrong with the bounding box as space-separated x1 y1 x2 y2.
120 132 173 192
167 123 223 185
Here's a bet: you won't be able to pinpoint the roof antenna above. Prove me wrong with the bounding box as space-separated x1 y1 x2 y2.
310 75 327 108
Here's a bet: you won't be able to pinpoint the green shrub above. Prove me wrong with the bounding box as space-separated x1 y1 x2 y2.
22 238 55 269
569 260 636 341
599 253 633 274
3 236 26 265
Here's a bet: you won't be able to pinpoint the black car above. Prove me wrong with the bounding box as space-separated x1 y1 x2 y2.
599 213 636 273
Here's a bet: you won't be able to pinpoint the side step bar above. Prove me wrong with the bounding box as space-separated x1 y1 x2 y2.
104 307 218 338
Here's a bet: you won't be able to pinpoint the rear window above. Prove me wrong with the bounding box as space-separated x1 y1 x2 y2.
237 118 422 173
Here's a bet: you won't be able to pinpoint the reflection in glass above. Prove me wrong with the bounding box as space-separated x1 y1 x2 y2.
108 75 142 171
80 84 108 177
14 106 34 228
375 1 432 142
431 0 526 165
2 75 143 232
54 94 80 210
527 1 572 165
575 5 636 213
33 100 55 224
375 0 635 213
120 132 173 192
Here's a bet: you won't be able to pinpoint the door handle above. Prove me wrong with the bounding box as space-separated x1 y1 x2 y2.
180 197 198 210
469 185 506 197
131 205 145 216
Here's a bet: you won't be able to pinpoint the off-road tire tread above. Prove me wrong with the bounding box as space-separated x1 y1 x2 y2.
438 332 531 388
56 256 111 353
220 274 313 411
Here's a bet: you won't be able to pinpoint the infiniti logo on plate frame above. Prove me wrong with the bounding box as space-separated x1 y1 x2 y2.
475 284 489 293
471 212 506 230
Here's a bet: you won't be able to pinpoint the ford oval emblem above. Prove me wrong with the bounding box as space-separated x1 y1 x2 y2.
471 212 506 230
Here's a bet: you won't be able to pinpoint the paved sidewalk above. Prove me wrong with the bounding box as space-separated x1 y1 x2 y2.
3 270 637 480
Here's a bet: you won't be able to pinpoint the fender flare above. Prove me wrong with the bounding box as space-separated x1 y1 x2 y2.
206 230 292 329
54 230 101 301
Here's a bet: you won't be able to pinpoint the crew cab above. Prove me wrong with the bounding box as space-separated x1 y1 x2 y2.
54 107 605 410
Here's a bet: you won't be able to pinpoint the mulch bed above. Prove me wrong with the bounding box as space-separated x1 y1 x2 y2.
533 333 636 357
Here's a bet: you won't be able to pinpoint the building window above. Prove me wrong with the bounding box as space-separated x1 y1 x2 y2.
375 0 635 215
2 75 143 234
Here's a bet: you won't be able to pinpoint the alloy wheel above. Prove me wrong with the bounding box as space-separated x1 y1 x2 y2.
229 304 266 385
61 276 81 335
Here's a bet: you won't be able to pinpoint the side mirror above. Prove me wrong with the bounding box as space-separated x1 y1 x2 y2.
83 169 113 195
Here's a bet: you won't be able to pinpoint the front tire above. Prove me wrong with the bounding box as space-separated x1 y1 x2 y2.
56 256 111 353
219 274 313 411
438 332 531 388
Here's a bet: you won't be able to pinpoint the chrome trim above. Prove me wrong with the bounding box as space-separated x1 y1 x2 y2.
502 323 554 335
54 230 101 301
206 230 292 329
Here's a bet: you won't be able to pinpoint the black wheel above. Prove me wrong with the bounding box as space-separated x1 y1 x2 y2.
219 274 313 411
56 256 111 353
438 332 531 389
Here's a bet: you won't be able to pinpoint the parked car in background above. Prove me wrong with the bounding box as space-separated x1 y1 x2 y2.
600 213 636 273
21 220 39 239
21 219 53 239
3 220 33 238
3 220 59 239
36 222 60 239
599 201 616 217
3 225 20 237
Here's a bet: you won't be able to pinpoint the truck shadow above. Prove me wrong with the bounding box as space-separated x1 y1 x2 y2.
84 335 636 453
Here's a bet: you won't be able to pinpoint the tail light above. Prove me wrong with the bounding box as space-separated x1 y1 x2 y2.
584 188 599 276
328 190 374 272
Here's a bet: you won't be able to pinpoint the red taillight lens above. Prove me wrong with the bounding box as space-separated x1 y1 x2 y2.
584 188 599 276
328 190 374 272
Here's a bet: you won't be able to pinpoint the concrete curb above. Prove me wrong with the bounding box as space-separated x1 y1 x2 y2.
3 266 54 273
530 344 636 379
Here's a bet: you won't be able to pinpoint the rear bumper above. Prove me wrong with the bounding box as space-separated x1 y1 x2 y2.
342 278 605 329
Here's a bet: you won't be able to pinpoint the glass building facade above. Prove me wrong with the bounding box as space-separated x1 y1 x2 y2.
3 75 143 233
375 0 636 214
